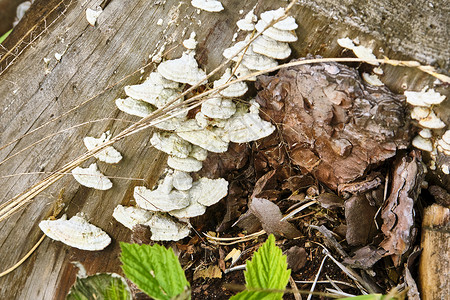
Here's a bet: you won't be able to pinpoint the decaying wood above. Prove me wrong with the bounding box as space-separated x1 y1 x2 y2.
418 204 450 300
0 0 448 299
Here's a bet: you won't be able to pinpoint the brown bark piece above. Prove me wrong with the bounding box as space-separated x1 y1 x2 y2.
380 151 425 266
256 60 410 190
418 204 450 300
344 195 378 246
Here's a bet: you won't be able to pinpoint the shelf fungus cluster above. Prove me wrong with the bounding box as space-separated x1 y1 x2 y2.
406 86 448 173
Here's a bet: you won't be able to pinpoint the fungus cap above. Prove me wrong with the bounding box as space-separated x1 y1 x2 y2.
213 68 248 97
191 0 224 12
201 97 237 119
260 8 298 30
150 132 192 158
410 106 430 120
134 185 190 212
169 198 207 219
112 205 154 230
412 135 433 152
115 97 154 118
404 87 446 107
255 19 298 42
189 145 208 161
83 131 122 164
362 73 383 86
183 32 198 50
176 120 229 153
157 52 207 85
167 155 203 172
173 170 193 191
72 163 112 190
236 9 257 31
191 178 229 206
252 35 292 59
418 129 432 139
145 214 190 241
418 111 446 129
85 7 102 26
39 214 111 251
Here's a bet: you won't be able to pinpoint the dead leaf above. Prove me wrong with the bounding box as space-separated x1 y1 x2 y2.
249 198 301 239
193 265 222 280
342 245 386 269
285 246 307 272
380 151 424 266
317 192 344 209
256 60 410 190
344 195 378 246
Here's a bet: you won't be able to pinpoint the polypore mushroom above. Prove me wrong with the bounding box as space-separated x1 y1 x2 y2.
176 119 229 153
412 135 433 152
150 132 192 158
72 163 112 190
172 170 193 191
191 0 224 12
213 68 248 97
418 111 446 129
259 8 298 31
255 19 298 42
115 97 154 117
39 214 111 251
167 155 203 172
144 214 190 241
189 145 208 161
157 52 207 85
404 86 446 107
201 97 237 119
85 7 102 26
112 205 154 230
410 106 431 120
337 37 379 65
362 73 384 86
183 32 198 50
252 35 292 60
236 9 257 31
83 131 122 164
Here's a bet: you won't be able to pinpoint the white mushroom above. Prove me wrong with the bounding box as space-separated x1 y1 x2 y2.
83 131 122 164
150 132 192 158
39 214 111 251
234 64 257 81
112 205 154 230
337 37 379 65
152 116 186 131
213 68 248 97
442 130 450 144
239 46 278 71
252 35 292 60
410 106 431 120
173 170 193 191
125 79 180 108
255 19 298 42
176 119 229 153
404 87 446 107
236 9 257 31
195 111 228 128
418 111 446 129
72 163 112 190
85 7 102 26
362 73 383 86
191 0 224 12
418 129 432 139
183 32 198 50
189 145 208 161
169 199 206 219
158 52 207 85
167 155 203 172
260 8 298 31
337 37 355 49
190 177 228 206
224 101 275 143
201 97 237 119
134 183 190 212
115 97 154 118
412 135 433 152
145 214 190 241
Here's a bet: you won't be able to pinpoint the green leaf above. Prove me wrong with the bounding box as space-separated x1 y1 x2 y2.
0 29 12 44
232 234 290 300
120 242 190 300
66 273 131 300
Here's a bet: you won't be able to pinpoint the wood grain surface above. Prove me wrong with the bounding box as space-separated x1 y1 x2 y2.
0 0 448 299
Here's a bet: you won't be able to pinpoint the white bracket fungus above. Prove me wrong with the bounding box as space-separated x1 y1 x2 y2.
189 145 208 161
183 32 198 50
195 111 228 129
437 130 450 155
39 214 111 251
404 87 446 107
223 41 278 71
83 131 122 164
191 0 224 12
144 214 191 241
252 35 292 60
169 198 206 219
236 9 257 31
224 101 275 143
72 163 112 190
157 52 207 85
410 107 431 121
176 120 229 153
259 8 298 31
418 111 445 129
419 129 432 139
412 135 433 152
201 97 237 119
167 155 203 172
112 205 154 230
337 37 379 65
134 179 190 212
213 68 248 97
255 19 298 43
115 97 154 118
85 7 103 26
150 132 192 158
362 73 384 86
172 170 193 191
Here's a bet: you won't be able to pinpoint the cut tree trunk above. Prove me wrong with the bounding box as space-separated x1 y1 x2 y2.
0 0 448 299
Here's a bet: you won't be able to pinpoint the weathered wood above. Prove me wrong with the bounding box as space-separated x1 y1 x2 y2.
418 204 450 300
0 0 448 299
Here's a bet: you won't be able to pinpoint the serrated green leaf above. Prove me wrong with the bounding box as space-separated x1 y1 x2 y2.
243 234 290 300
120 242 190 300
66 273 131 300
0 29 12 44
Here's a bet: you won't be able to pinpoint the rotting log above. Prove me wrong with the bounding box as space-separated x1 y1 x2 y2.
0 0 448 299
